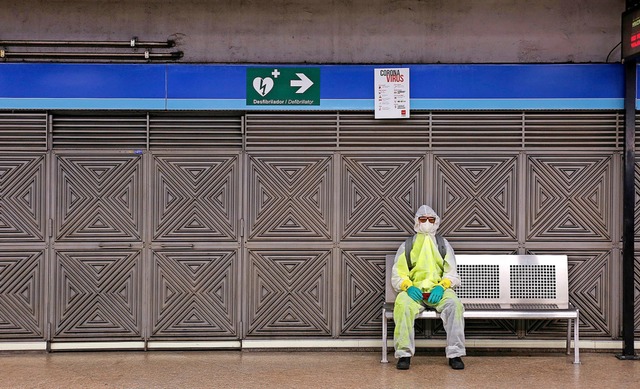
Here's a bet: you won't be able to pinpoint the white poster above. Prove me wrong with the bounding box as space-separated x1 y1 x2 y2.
374 68 410 119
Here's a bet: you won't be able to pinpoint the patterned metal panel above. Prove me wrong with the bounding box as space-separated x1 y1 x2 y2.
525 250 611 337
245 113 338 149
53 250 142 339
457 264 500 299
635 255 640 335
511 304 559 309
435 250 525 338
152 155 239 241
0 154 46 242
339 250 386 336
434 318 517 338
248 155 332 241
52 114 147 149
434 155 518 241
149 114 243 149
0 111 626 344
465 303 502 309
524 112 621 148
247 250 331 336
0 113 47 151
510 265 557 299
337 113 430 148
341 155 423 240
0 250 44 338
55 154 142 241
150 250 238 338
635 161 640 238
432 112 523 148
526 155 612 241
434 255 519 337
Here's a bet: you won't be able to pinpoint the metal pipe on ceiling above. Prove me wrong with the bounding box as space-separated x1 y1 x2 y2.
0 50 183 61
0 38 175 48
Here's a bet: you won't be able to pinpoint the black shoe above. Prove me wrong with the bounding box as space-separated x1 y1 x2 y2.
396 357 411 370
449 357 465 370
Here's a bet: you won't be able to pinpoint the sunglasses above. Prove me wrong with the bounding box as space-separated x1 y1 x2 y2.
418 216 436 223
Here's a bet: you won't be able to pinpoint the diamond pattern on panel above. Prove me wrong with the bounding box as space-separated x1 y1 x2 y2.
55 155 142 241
527 155 611 241
247 250 331 336
150 251 237 338
0 251 43 338
635 255 640 334
340 251 386 336
152 155 238 241
635 161 640 238
341 156 423 240
54 251 141 338
525 250 610 337
433 155 517 240
0 155 45 242
248 155 332 240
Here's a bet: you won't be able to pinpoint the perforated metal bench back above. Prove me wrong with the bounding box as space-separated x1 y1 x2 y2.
385 254 570 309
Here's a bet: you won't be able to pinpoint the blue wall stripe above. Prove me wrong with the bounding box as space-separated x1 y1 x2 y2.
167 99 246 110
167 99 373 110
166 98 623 111
2 98 624 111
0 63 166 98
412 98 624 110
0 98 166 110
0 63 630 110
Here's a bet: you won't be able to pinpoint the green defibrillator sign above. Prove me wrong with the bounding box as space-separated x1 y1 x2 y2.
246 67 320 106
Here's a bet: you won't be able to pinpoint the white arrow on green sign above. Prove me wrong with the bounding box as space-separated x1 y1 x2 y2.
291 73 314 94
247 68 320 106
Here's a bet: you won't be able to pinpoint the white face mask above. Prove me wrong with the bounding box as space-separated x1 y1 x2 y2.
417 221 437 234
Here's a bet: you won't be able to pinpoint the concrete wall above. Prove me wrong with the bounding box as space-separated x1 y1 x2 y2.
1 0 625 63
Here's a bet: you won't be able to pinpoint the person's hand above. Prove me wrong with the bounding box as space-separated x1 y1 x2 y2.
428 285 444 304
406 286 423 302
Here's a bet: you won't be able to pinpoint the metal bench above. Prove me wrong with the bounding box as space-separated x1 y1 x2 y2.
381 254 580 364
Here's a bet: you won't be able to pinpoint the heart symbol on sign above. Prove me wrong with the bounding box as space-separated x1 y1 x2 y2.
253 77 274 97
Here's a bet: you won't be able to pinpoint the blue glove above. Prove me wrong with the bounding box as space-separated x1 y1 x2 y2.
406 286 423 302
428 285 444 304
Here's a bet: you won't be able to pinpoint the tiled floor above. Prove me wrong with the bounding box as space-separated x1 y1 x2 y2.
1 350 639 388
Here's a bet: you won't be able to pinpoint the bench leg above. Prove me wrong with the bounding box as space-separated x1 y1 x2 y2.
381 308 388 363
566 318 571 355
573 309 580 364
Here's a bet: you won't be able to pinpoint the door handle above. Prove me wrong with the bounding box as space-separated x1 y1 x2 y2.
160 244 194 249
98 243 133 248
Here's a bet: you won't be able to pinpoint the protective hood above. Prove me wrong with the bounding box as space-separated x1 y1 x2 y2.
413 205 440 235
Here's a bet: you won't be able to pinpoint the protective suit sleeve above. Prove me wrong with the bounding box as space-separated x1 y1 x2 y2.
441 238 461 288
391 241 412 292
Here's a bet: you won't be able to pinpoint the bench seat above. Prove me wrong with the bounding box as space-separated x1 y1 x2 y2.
381 254 580 364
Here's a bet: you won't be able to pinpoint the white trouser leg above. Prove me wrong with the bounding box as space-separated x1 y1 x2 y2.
435 289 466 358
393 292 425 359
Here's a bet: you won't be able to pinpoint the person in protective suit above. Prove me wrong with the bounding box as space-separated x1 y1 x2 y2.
392 205 466 370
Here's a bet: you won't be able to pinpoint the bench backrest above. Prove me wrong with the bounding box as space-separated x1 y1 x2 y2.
385 254 570 309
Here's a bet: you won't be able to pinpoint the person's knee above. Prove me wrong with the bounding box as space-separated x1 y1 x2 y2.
394 293 411 310
394 294 416 317
441 298 464 317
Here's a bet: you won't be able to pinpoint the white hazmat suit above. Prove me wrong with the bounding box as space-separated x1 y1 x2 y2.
391 205 466 362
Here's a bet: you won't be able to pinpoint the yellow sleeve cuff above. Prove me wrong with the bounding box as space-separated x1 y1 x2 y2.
438 279 452 289
400 279 413 291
